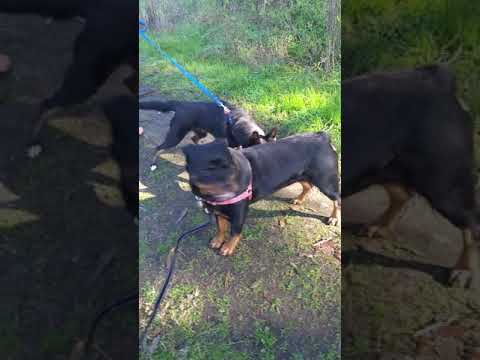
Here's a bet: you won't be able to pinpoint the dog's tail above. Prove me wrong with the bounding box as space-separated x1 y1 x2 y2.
139 100 176 113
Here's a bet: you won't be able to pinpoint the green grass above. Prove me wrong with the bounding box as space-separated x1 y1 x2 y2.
139 22 341 360
140 24 341 149
140 0 339 70
342 0 480 118
140 199 341 359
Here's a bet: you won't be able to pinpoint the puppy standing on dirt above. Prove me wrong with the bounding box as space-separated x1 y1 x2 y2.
183 133 340 256
140 100 278 167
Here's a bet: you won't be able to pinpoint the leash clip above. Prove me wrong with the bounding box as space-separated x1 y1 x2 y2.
195 196 210 214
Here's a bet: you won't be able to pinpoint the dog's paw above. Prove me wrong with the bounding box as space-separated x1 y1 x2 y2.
449 269 480 289
449 270 473 289
328 216 339 227
219 236 240 256
27 144 43 158
292 198 305 206
219 243 235 256
210 237 224 249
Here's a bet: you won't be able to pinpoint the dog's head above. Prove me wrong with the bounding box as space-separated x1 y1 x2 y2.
248 127 278 146
183 140 243 199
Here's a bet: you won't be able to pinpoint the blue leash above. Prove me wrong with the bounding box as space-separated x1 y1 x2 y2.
139 19 231 125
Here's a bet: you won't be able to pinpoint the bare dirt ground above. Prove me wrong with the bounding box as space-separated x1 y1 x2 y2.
139 91 341 358
1 14 136 359
342 185 480 359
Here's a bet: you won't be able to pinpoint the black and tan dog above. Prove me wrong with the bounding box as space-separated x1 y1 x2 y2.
342 64 479 289
1 0 137 157
139 100 278 151
183 133 340 256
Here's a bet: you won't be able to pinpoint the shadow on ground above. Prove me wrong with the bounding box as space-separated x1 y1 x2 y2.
341 186 480 359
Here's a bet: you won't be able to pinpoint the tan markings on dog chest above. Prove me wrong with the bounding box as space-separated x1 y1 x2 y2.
196 183 226 194
195 174 240 194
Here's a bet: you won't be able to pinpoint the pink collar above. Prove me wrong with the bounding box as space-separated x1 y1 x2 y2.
203 181 253 206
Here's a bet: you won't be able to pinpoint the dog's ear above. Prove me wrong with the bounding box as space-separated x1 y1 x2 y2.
208 139 233 161
265 127 278 141
249 131 262 145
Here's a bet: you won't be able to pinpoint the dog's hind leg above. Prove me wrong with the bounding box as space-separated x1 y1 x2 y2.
328 199 341 226
156 114 194 151
310 170 341 226
293 180 342 225
27 29 125 157
150 120 191 170
191 129 208 144
293 181 313 205
366 183 411 239
418 173 478 289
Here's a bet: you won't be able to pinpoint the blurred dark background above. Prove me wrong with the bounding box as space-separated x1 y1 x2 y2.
0 5 138 360
342 1 480 359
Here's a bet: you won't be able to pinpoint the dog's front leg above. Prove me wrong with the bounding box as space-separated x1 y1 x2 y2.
219 204 248 256
210 215 229 249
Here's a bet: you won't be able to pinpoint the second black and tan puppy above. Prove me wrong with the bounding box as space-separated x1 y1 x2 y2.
183 133 340 256
140 100 278 150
